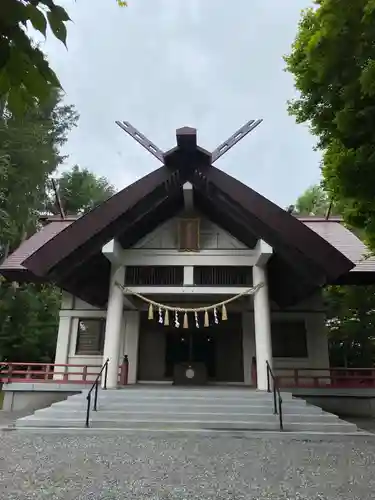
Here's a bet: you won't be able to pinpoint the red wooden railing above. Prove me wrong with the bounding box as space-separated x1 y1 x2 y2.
1 363 375 388
0 362 129 385
275 367 375 389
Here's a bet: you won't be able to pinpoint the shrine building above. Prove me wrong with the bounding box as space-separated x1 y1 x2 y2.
1 120 374 391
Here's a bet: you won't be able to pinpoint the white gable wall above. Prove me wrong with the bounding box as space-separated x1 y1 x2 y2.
134 216 249 250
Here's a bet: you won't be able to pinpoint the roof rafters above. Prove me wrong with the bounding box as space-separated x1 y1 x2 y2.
49 186 183 282
199 165 354 282
23 166 179 277
191 177 325 287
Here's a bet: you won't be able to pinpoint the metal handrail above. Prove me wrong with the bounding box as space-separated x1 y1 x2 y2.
85 358 109 428
266 361 283 431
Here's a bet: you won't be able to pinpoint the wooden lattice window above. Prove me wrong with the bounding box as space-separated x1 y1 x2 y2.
75 318 106 355
178 218 200 251
125 266 184 285
194 266 253 286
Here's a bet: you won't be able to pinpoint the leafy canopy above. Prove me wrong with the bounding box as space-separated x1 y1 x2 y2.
294 184 331 216
325 284 375 368
293 183 375 368
46 165 116 216
0 85 78 363
0 0 127 115
285 0 375 248
0 89 78 261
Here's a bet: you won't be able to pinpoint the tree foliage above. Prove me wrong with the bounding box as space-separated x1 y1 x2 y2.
326 285 375 368
0 0 70 114
0 0 127 115
0 278 61 362
285 0 375 248
0 85 78 362
0 81 117 363
294 184 332 216
46 165 116 216
0 1 124 363
0 89 78 262
294 184 375 367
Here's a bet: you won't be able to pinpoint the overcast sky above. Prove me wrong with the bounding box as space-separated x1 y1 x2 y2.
42 0 318 207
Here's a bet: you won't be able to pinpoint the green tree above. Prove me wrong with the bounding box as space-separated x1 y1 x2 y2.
0 279 61 362
0 89 78 262
0 166 116 362
0 0 127 115
294 184 331 216
0 87 77 363
285 0 375 248
293 184 375 367
325 286 375 368
46 165 116 216
293 183 344 218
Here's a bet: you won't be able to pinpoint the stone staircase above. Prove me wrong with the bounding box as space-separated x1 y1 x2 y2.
15 386 359 433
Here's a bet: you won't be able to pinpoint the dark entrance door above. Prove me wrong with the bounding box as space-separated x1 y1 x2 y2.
165 330 216 379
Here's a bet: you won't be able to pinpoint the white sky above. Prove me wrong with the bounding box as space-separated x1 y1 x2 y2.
41 0 318 207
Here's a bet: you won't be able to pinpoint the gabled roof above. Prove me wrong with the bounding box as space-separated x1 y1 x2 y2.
0 219 74 281
302 218 375 283
0 127 358 306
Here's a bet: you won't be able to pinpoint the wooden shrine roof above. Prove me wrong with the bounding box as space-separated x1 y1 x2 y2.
0 126 366 306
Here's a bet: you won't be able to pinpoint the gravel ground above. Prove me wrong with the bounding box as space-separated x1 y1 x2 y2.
0 410 33 429
1 430 375 500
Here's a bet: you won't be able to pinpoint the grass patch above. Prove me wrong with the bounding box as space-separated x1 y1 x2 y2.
0 391 4 409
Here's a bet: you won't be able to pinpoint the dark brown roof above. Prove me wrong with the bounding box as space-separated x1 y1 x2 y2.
0 219 74 280
0 131 359 307
3 216 368 280
38 214 80 223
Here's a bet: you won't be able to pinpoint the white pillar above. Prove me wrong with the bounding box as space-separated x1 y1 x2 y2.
124 311 140 384
253 264 273 391
102 265 125 389
53 292 73 380
53 317 72 380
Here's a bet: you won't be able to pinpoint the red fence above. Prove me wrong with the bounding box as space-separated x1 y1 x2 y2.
275 367 375 389
1 363 375 388
0 362 128 385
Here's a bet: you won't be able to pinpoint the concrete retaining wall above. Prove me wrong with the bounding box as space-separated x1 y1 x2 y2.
2 383 85 412
289 388 375 418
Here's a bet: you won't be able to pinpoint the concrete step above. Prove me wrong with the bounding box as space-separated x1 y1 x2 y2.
32 409 339 423
12 387 359 434
49 401 323 414
90 387 293 393
72 386 293 398
53 396 318 407
15 416 358 433
61 394 306 405
70 390 297 400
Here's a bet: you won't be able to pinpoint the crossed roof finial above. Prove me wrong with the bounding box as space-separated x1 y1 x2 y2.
115 119 262 165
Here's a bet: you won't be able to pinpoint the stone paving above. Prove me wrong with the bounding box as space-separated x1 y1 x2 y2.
1 428 375 499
